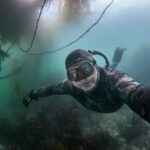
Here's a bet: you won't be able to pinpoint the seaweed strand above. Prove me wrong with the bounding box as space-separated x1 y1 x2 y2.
17 0 47 52
0 55 27 80
27 0 114 55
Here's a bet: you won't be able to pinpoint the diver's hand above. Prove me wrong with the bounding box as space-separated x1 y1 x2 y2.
23 90 38 107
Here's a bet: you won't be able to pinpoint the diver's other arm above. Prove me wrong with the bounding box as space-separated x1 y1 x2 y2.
23 80 76 107
114 72 150 122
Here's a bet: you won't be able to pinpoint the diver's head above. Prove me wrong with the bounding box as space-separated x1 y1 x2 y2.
65 49 99 92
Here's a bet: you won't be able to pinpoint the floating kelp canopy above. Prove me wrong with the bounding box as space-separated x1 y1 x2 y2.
0 0 113 78
0 0 49 43
0 0 93 44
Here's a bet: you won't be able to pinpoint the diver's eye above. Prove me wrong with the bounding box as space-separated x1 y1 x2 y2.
67 69 77 81
80 62 93 75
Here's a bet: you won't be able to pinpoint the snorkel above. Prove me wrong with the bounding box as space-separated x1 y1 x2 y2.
88 50 110 68
88 47 126 69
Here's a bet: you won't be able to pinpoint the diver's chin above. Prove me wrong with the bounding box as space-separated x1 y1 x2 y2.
80 83 96 92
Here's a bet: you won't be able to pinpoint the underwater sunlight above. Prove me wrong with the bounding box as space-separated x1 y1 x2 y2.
0 0 150 150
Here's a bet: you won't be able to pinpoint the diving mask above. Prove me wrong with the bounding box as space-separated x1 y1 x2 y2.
67 61 94 82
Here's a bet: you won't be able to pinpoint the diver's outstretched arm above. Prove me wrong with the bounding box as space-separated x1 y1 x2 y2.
23 79 76 107
112 71 150 122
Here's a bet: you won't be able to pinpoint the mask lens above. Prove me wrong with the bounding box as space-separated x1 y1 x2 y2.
80 62 93 76
67 69 77 81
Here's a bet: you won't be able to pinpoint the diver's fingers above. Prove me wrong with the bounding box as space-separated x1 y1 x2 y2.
23 96 32 107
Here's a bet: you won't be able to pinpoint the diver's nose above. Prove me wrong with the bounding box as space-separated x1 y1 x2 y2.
77 70 86 81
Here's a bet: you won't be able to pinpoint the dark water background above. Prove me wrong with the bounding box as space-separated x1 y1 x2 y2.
0 0 150 149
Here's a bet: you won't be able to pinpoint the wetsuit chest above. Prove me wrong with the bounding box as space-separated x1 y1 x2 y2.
74 85 123 113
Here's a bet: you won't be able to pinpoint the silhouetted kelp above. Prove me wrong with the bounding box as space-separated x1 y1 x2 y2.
58 0 92 24
0 0 91 44
127 44 150 85
14 82 21 96
0 100 120 150
0 0 50 43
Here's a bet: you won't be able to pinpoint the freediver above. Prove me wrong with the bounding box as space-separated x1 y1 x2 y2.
23 47 150 123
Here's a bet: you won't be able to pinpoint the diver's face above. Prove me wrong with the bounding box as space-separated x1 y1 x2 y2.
67 61 98 91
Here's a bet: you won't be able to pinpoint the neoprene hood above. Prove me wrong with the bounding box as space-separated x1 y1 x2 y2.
65 49 96 69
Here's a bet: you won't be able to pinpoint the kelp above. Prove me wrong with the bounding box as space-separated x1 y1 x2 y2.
0 101 120 150
0 0 50 43
0 0 91 44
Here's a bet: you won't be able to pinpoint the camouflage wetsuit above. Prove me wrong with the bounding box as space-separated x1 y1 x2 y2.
34 67 150 123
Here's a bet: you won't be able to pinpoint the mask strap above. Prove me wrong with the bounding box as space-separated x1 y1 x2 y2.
88 50 110 68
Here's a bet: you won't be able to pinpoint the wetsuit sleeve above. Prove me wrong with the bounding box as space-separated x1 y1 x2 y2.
112 70 150 122
34 79 76 97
